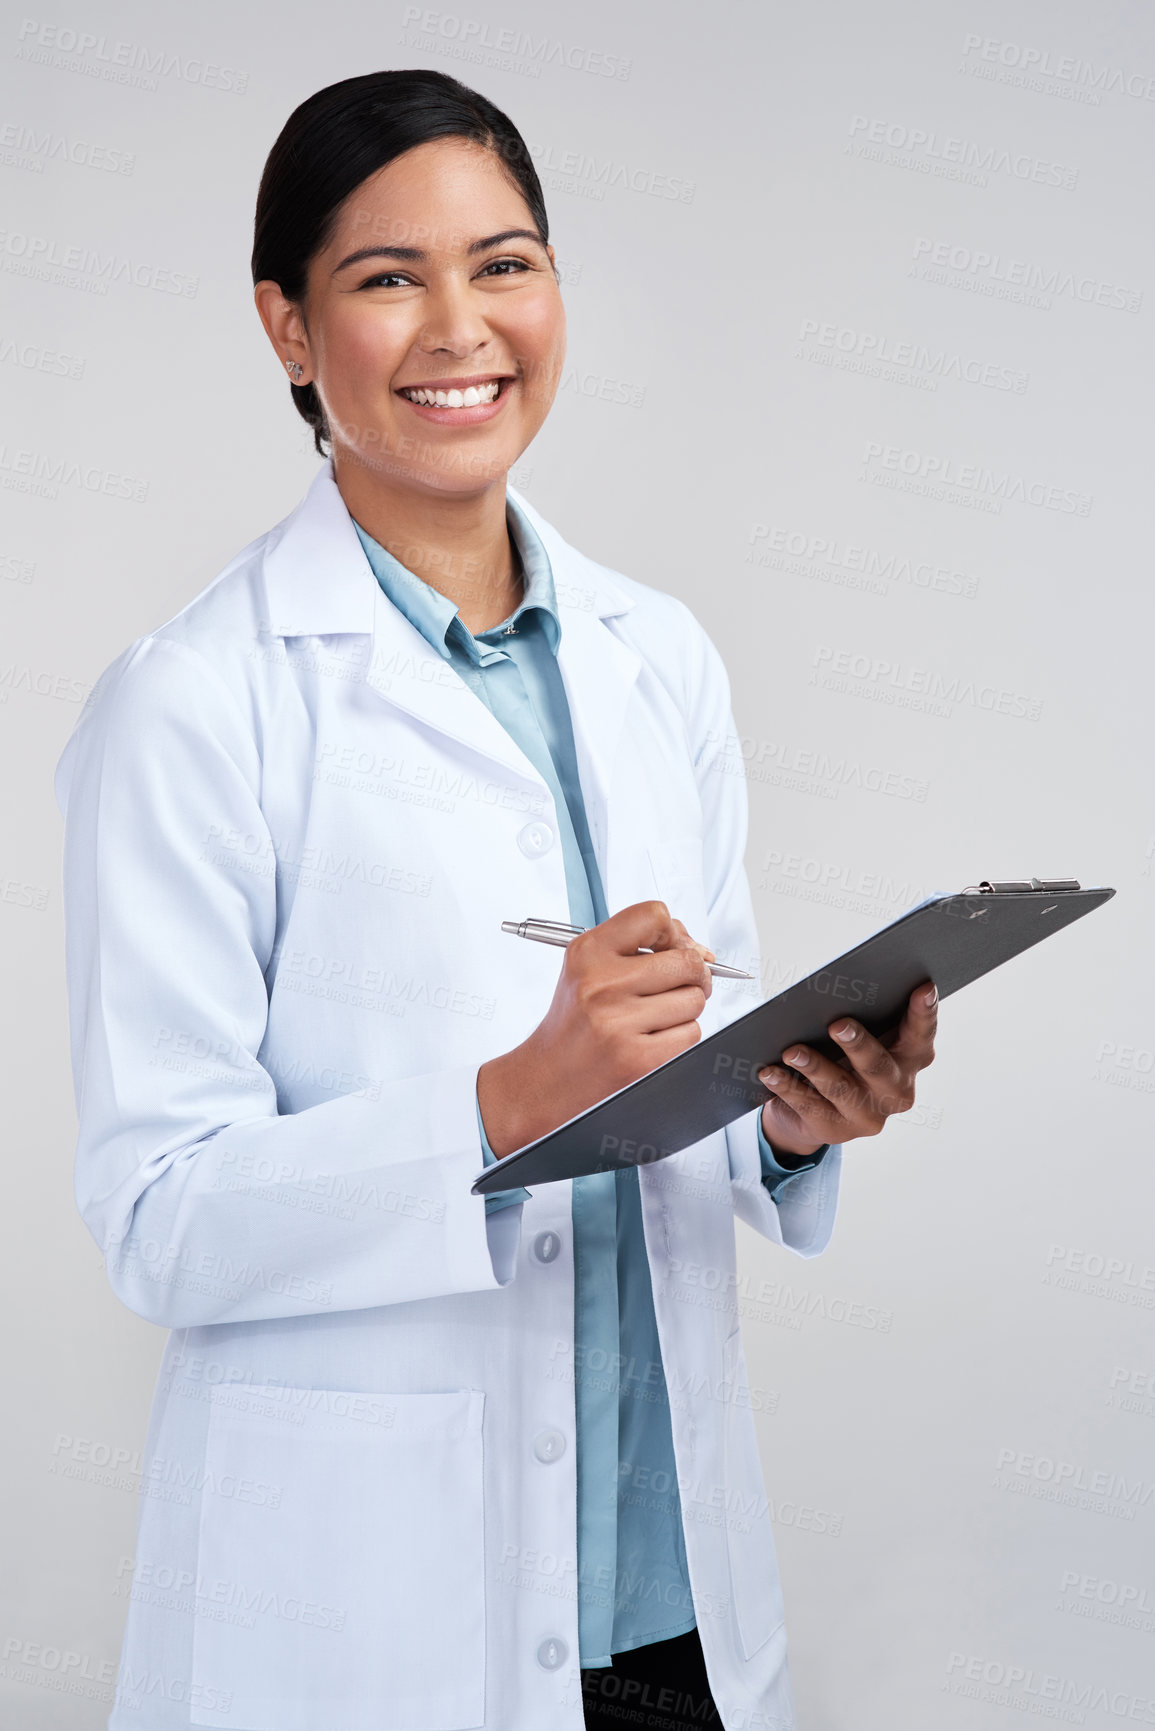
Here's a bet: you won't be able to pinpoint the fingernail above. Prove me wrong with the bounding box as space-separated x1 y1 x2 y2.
923 985 938 1007
832 1022 854 1040
784 1048 808 1066
760 1065 786 1084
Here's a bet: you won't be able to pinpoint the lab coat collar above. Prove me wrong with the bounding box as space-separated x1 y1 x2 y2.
349 491 562 661
261 459 637 635
260 461 642 814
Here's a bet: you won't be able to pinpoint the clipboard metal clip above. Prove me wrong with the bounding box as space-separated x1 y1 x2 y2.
962 877 1081 894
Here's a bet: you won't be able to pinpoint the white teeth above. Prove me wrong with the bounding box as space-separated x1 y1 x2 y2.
402 380 503 407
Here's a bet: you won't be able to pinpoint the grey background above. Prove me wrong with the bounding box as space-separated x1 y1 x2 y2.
2 0 1152 1725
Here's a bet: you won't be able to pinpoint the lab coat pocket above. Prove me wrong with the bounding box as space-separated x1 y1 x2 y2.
721 1329 785 1660
190 1385 486 1731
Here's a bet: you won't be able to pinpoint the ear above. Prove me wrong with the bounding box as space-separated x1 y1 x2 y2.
253 280 311 385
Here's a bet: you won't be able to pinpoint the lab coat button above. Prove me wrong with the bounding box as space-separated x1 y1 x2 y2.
533 1428 567 1463
517 821 554 857
537 1636 568 1670
532 1229 562 1264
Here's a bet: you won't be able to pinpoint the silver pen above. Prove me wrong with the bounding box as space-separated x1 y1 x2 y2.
501 917 754 979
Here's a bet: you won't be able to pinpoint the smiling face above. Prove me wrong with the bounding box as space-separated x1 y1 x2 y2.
256 136 566 500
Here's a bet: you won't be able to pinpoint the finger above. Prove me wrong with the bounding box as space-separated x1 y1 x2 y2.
595 906 710 965
672 929 715 998
757 1063 845 1137
590 906 713 997
665 917 717 980
886 980 938 1069
776 1042 873 1121
666 918 716 966
638 1018 703 1066
637 982 708 1033
615 944 713 999
636 920 713 997
601 900 679 958
638 952 713 1001
825 1017 910 1111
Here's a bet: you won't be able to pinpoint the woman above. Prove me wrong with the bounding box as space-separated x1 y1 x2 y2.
55 70 936 1731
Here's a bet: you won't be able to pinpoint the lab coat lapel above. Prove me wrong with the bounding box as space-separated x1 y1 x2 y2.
261 463 644 839
552 584 641 876
361 583 544 788
261 463 543 788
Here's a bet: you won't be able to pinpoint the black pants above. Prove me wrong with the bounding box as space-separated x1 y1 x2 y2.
582 1626 719 1730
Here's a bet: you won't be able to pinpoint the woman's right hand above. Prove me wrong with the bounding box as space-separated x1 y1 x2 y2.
476 901 715 1158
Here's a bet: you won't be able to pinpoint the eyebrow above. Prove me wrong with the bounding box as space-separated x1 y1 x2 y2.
332 229 547 274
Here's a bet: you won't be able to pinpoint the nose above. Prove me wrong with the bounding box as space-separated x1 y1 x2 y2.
417 274 493 361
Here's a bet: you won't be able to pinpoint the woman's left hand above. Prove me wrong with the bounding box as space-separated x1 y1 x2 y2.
757 981 939 1163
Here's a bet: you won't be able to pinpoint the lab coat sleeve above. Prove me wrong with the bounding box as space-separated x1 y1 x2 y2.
676 603 842 1258
476 1094 532 1214
54 635 523 1329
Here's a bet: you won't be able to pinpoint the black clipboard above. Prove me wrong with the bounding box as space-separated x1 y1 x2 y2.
471 879 1115 1194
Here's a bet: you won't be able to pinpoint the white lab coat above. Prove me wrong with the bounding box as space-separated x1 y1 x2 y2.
55 461 841 1731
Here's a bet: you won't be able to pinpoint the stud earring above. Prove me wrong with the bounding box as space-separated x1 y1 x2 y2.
285 360 304 382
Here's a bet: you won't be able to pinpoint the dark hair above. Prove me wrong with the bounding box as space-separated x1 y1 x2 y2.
252 69 550 455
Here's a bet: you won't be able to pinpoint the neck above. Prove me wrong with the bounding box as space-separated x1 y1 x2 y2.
332 456 522 635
